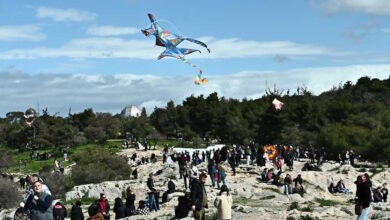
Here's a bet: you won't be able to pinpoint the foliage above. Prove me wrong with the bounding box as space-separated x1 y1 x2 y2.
0 177 20 209
2 76 390 163
315 198 340 207
71 147 131 185
40 169 74 199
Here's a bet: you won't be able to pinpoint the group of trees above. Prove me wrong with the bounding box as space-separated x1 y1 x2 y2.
1 76 390 162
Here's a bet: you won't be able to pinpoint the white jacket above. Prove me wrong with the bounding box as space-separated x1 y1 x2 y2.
214 192 233 220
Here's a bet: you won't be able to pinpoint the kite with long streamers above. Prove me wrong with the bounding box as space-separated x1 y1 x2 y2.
141 13 210 85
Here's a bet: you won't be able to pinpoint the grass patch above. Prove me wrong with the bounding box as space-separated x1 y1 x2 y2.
65 196 98 205
299 205 314 212
315 198 341 207
263 187 282 194
373 206 382 211
9 144 102 173
341 207 353 216
286 217 296 220
328 166 340 172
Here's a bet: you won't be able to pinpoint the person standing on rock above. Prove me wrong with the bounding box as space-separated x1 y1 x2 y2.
98 193 110 220
191 173 208 220
214 185 233 220
24 181 53 220
147 173 159 212
217 164 226 189
208 159 217 187
356 174 371 220
125 187 136 215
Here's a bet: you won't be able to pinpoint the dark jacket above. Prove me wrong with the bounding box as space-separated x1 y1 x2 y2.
356 182 371 208
53 203 67 220
25 192 53 220
190 179 207 211
113 199 128 219
71 205 84 220
168 180 176 192
125 194 136 214
147 177 156 191
175 196 191 219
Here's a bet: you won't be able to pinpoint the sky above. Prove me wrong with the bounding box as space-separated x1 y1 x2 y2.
1 0 390 116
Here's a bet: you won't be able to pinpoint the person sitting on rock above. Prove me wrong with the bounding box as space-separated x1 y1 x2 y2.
328 182 338 193
132 168 138 179
293 174 303 188
336 179 351 194
266 169 274 184
135 200 150 215
284 174 293 195
261 168 268 182
162 177 176 204
373 186 384 202
382 183 388 203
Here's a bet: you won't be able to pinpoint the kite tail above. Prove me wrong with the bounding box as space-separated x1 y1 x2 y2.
180 58 208 85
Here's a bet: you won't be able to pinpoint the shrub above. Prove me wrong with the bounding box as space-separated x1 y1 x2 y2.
289 202 299 210
71 147 131 185
40 170 74 199
0 177 20 209
0 149 13 172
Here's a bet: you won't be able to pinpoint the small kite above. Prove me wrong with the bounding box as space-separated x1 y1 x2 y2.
141 13 211 85
272 98 284 110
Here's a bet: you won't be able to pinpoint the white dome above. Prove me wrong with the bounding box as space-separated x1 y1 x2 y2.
121 105 141 117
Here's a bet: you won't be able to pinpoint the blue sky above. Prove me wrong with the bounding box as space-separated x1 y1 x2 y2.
1 0 390 115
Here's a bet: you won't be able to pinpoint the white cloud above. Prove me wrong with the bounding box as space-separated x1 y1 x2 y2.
319 0 390 16
0 25 46 41
86 25 139 36
0 37 350 60
36 6 96 22
0 64 389 116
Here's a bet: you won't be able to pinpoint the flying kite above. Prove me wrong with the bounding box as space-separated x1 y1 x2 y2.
272 98 284 111
141 13 211 85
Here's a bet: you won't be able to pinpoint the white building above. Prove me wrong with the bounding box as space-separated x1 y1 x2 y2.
121 105 142 117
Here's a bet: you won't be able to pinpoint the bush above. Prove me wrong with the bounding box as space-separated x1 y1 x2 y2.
289 202 299 210
0 149 13 172
71 147 131 185
40 170 74 199
0 177 20 209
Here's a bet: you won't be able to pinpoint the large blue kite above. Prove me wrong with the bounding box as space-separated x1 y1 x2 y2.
141 13 211 85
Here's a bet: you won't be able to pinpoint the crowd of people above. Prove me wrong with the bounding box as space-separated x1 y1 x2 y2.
11 141 389 220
